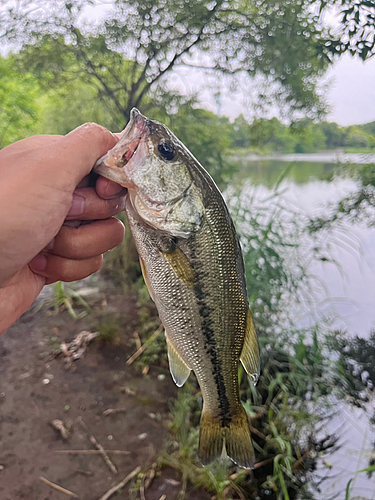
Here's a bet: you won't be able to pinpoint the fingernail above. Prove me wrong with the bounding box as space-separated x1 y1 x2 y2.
44 238 54 251
67 193 85 217
29 253 47 272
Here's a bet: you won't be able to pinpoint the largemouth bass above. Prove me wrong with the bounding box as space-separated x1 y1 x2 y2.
94 109 260 468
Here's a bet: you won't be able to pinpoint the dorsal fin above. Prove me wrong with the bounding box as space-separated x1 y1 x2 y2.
165 332 191 387
240 308 260 385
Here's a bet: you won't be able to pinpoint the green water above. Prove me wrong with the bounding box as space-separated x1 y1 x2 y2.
231 158 337 188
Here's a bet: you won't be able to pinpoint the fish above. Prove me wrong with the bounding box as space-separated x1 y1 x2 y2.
94 108 260 469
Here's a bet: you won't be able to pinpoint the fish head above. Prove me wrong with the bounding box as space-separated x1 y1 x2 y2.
94 108 205 237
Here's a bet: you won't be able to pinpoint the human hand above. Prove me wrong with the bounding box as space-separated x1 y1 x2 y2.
0 124 127 334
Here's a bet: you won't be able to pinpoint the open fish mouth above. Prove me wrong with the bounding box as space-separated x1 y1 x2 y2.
93 108 150 186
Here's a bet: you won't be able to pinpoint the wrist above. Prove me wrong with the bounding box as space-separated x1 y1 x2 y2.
0 269 45 335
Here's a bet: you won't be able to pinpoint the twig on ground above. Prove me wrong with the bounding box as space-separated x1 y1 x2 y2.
158 496 166 500
103 408 127 416
97 466 142 500
78 418 118 475
133 332 142 350
77 470 94 476
145 462 157 489
140 474 147 500
230 482 246 500
254 456 275 469
40 476 79 498
55 450 130 456
126 325 163 365
249 425 267 441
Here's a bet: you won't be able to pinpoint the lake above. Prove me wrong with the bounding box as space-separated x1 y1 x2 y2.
230 153 375 499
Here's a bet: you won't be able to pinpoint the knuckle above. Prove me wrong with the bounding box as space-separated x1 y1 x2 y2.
82 122 113 142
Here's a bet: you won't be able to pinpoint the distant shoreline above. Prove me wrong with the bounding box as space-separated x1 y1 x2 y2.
229 150 375 164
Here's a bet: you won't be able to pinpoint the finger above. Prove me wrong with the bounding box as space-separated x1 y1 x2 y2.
96 177 127 199
0 135 62 155
40 123 120 191
29 253 103 282
66 187 127 220
49 219 125 260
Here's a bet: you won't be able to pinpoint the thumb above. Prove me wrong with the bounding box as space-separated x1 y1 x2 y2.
42 123 119 191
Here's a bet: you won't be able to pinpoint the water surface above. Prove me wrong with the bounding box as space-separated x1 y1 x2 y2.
230 154 375 499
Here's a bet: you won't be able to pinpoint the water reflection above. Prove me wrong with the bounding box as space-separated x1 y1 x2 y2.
229 155 375 499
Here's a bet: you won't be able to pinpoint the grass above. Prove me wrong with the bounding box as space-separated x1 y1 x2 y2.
345 465 375 500
344 147 375 154
52 281 91 319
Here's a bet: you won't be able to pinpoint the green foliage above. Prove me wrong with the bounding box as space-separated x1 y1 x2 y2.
229 116 375 155
96 313 120 341
102 213 142 288
0 56 40 148
345 126 375 149
227 183 310 332
326 331 375 406
314 0 375 61
166 105 234 183
52 281 90 319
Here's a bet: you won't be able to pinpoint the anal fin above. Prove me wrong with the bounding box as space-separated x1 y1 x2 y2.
240 308 260 385
165 333 191 387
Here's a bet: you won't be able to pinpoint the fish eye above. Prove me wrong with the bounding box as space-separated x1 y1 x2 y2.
158 142 175 161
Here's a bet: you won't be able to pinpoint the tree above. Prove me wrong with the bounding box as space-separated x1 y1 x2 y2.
0 56 40 148
0 0 338 128
344 125 375 148
2 1 375 129
313 0 375 60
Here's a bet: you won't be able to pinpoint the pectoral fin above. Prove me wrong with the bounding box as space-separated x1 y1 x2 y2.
163 247 195 290
240 309 260 385
165 333 191 387
139 256 156 302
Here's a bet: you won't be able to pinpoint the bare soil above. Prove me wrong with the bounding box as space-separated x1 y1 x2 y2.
0 277 211 500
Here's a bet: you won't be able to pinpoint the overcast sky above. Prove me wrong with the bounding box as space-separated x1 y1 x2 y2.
323 55 375 125
169 55 375 126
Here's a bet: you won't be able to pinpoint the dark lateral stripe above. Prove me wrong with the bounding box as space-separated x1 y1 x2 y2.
190 237 231 425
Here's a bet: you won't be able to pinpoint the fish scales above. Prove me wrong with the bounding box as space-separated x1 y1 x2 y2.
94 108 260 469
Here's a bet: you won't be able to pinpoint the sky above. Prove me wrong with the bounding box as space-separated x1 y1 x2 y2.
168 55 375 126
324 55 375 125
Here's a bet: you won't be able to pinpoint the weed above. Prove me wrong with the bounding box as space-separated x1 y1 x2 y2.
52 281 90 319
95 313 120 341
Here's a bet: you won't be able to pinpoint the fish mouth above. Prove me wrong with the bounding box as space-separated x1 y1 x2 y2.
93 108 150 187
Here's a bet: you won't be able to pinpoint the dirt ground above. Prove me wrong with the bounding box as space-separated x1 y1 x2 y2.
0 276 211 500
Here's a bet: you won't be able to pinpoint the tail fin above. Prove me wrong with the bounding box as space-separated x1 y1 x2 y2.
198 407 255 469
